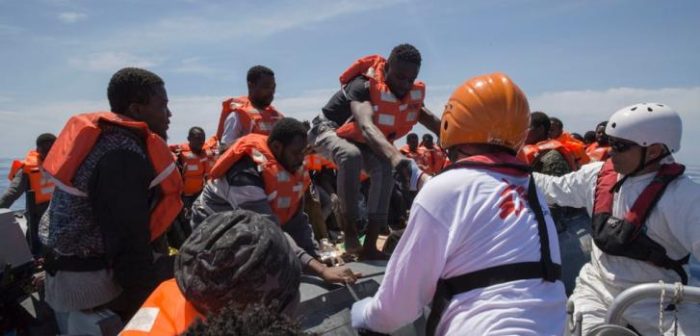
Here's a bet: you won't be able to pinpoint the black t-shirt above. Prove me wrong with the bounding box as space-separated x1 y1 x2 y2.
321 76 371 126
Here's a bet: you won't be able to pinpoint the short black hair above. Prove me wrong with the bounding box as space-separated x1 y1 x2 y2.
407 133 418 141
388 43 422 67
36 133 56 147
422 133 434 142
530 111 551 134
268 118 307 146
189 126 205 137
584 131 596 142
107 67 164 114
247 65 275 85
183 301 308 336
550 117 563 128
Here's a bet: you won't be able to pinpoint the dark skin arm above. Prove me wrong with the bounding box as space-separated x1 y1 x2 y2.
418 105 441 135
350 101 405 167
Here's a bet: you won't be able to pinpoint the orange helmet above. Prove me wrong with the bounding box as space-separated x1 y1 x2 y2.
440 72 530 151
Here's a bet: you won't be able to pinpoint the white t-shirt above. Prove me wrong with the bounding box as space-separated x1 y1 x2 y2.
220 113 245 147
356 166 567 335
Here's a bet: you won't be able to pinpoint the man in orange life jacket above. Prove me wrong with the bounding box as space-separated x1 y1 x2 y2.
217 65 283 151
550 117 590 167
308 44 441 259
399 133 427 171
121 210 304 336
38 68 181 328
586 121 612 162
191 118 360 284
168 127 216 247
534 103 700 334
519 111 577 176
1 133 56 255
419 133 447 175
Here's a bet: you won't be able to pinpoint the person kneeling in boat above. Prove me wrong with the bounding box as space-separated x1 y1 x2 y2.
534 103 700 335
191 117 359 284
122 210 305 335
351 73 566 335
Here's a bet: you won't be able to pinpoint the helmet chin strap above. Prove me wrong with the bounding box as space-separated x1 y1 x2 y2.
612 146 671 192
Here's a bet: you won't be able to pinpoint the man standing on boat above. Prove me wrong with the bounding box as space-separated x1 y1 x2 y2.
1 133 56 255
39 68 182 328
534 103 700 334
216 65 283 151
307 43 441 259
351 73 566 335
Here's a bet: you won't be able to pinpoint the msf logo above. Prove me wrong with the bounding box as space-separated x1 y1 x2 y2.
498 179 528 219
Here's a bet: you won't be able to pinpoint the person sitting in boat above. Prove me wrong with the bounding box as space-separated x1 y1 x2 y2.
351 72 567 336
216 65 284 151
419 133 448 176
399 133 427 171
190 117 360 285
549 117 590 167
39 68 181 328
121 210 304 335
518 111 577 175
586 121 612 162
534 103 700 335
167 127 217 247
1 133 56 255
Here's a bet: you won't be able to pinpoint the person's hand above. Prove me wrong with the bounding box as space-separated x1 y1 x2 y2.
320 265 362 284
394 158 422 191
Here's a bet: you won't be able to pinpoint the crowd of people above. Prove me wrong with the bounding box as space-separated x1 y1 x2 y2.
1 43 698 336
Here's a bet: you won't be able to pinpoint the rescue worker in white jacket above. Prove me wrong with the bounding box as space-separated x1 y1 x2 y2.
534 103 700 335
351 73 567 335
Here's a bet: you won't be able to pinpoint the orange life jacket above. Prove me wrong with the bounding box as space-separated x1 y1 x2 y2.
399 144 427 168
8 150 54 204
121 279 202 336
215 96 284 140
210 134 310 225
172 144 216 196
304 153 336 172
518 139 578 171
419 145 448 176
335 55 425 143
555 132 590 167
586 142 612 162
42 112 183 241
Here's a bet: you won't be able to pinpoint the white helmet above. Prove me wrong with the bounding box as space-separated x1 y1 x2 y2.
606 103 682 153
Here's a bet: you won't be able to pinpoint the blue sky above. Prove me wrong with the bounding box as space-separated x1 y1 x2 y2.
1 0 699 164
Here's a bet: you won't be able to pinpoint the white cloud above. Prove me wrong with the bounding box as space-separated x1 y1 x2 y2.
92 0 406 50
172 57 217 76
57 12 87 24
69 51 161 72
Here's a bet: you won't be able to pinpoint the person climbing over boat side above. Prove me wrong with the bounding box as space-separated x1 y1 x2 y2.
1 133 56 255
216 65 284 151
351 72 566 336
191 118 360 285
307 43 441 260
534 103 700 335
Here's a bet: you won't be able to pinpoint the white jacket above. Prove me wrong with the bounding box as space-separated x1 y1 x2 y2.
353 164 567 335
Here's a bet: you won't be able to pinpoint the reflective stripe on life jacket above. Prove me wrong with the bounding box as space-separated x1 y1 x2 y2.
210 134 310 225
173 144 216 196
42 112 183 241
591 159 689 284
586 142 611 162
121 279 201 336
8 150 54 204
216 96 283 140
334 55 425 143
426 152 560 336
518 139 578 171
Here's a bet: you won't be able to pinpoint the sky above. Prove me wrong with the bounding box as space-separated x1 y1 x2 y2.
1 0 699 164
